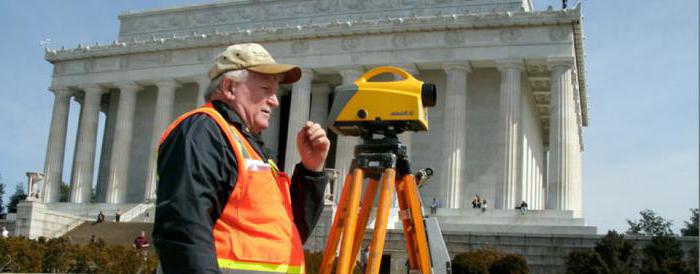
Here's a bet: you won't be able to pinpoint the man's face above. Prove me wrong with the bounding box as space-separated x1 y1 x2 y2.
224 71 280 134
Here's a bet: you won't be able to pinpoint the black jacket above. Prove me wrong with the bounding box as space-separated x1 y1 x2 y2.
153 100 328 274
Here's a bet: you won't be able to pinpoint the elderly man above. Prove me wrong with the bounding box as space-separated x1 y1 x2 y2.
153 43 330 273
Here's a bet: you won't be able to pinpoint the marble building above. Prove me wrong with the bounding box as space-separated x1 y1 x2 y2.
40 0 588 219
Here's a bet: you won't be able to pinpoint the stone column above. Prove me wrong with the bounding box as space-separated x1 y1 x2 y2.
441 63 471 209
105 81 140 204
543 145 549 209
496 60 523 210
310 83 331 199
42 87 73 203
96 91 118 202
545 58 579 213
144 80 179 202
309 83 331 127
195 77 209 106
333 67 364 203
69 85 106 203
284 69 314 174
261 89 285 157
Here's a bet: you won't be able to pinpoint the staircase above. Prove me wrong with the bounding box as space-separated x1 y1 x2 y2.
62 222 155 251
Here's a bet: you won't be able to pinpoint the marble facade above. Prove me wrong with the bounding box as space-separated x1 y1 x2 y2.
41 0 588 217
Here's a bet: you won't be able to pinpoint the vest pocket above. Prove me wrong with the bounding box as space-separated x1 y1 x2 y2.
231 230 292 264
230 169 293 263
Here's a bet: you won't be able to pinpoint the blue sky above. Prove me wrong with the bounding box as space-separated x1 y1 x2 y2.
0 0 697 234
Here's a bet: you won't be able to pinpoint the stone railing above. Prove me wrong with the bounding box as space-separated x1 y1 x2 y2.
119 203 154 222
49 214 90 238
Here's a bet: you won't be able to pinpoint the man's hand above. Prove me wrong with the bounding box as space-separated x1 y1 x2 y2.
296 121 330 172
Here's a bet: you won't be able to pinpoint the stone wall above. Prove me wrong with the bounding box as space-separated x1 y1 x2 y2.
306 221 698 274
14 201 87 239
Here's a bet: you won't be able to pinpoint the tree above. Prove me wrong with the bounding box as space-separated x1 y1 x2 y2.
59 182 70 202
626 209 674 236
452 248 504 274
489 254 529 274
594 230 637 274
7 184 27 214
566 250 610 274
640 235 692 274
0 181 5 214
680 208 698 237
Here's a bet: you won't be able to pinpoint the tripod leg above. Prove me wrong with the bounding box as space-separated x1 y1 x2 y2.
320 171 356 274
365 168 395 274
350 178 380 271
396 174 432 274
336 168 364 274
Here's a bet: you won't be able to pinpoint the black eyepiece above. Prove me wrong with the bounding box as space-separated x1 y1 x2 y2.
421 83 437 107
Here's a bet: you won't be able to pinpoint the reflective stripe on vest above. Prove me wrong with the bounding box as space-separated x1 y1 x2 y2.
218 258 304 274
159 103 305 273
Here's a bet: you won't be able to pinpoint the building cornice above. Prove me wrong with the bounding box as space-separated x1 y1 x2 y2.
116 0 528 41
45 7 582 62
571 5 589 126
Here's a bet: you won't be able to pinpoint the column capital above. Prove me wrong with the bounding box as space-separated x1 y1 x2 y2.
154 79 181 89
194 77 210 86
442 62 472 73
298 68 315 82
78 84 107 94
496 59 524 71
49 86 74 96
546 56 575 70
114 81 141 92
311 83 332 95
336 66 364 82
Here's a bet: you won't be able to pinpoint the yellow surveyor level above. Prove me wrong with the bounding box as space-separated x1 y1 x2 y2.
327 66 437 136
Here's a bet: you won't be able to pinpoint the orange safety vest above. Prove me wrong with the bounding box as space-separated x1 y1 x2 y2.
160 103 305 273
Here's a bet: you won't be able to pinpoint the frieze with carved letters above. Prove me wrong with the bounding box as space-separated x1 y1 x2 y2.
549 26 570 42
445 30 465 46
341 37 361 51
499 28 521 43
117 0 526 41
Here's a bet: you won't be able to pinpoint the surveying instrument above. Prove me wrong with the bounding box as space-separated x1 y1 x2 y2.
320 66 450 274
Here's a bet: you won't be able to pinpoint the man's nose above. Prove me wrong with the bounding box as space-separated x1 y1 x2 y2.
267 93 280 108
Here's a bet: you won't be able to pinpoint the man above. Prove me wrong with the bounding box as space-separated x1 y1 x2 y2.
134 230 151 249
519 200 529 215
430 197 439 216
96 210 105 223
153 43 330 273
134 230 151 260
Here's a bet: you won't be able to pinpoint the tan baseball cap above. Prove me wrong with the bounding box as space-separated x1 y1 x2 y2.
208 43 301 84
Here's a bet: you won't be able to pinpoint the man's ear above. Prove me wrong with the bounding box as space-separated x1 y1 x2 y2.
220 78 236 100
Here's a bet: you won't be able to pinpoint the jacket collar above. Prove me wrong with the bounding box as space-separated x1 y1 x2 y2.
211 100 274 161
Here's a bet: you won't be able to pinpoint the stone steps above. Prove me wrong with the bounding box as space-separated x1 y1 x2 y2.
434 208 575 218
48 202 140 220
437 216 586 226
62 221 154 251
439 223 596 235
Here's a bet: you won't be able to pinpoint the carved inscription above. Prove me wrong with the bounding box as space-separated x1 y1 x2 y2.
341 37 361 51
499 29 521 43
549 26 569 42
445 30 465 46
291 41 310 54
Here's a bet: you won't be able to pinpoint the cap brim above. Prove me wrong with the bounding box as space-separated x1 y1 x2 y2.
248 64 302 84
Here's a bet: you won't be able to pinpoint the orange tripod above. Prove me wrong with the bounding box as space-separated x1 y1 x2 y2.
319 135 435 274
